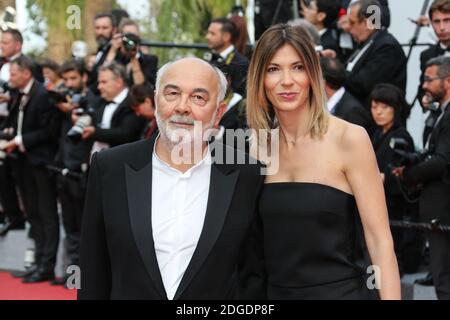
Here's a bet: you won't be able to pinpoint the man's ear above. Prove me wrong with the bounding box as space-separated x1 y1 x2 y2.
214 101 227 128
317 12 327 24
445 77 450 91
223 31 231 44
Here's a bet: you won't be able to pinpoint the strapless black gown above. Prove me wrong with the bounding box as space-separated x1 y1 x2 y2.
259 182 379 300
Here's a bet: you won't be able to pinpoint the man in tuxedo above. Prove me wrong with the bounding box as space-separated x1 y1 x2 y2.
79 62 145 154
320 56 372 132
2 56 60 282
78 57 265 300
395 56 450 300
0 28 26 236
205 18 249 96
345 0 406 107
87 13 116 94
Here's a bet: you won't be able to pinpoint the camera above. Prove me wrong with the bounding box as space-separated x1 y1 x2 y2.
122 33 140 53
64 93 95 142
0 79 10 93
67 102 96 143
389 137 423 167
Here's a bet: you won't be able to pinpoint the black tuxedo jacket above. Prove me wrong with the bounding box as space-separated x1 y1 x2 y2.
78 136 265 299
4 81 58 166
404 104 450 224
345 30 406 106
92 95 146 147
333 91 372 131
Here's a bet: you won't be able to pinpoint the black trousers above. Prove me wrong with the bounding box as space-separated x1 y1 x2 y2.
56 174 85 266
0 157 24 223
428 232 450 300
11 158 59 270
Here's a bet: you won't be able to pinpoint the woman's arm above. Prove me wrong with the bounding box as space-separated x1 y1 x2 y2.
342 125 401 300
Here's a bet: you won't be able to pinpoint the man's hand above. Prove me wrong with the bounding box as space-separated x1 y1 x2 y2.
57 101 75 113
3 140 18 153
421 93 433 109
392 166 405 178
82 126 95 140
320 49 337 59
0 94 10 103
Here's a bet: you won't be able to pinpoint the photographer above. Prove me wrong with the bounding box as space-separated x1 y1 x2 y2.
79 62 145 155
394 56 450 300
51 60 99 284
87 13 116 95
105 19 158 87
370 83 415 275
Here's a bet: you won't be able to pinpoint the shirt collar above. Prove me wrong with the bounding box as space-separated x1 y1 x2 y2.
8 52 21 62
220 45 235 59
152 134 212 178
318 28 327 37
327 87 346 113
112 88 129 105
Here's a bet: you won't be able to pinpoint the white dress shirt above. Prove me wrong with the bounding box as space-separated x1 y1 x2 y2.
151 138 211 300
91 88 129 155
327 87 346 114
220 45 235 59
0 53 21 116
14 78 34 152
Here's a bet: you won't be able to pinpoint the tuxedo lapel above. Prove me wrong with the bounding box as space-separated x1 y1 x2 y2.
125 137 167 299
173 160 240 299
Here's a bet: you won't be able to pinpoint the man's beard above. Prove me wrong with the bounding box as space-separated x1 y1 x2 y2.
155 110 218 150
96 35 111 49
428 85 446 103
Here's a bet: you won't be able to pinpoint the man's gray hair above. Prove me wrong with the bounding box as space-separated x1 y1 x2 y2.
155 58 228 105
98 62 127 82
427 56 450 79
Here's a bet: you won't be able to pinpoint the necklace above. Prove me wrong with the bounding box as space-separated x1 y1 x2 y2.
280 129 297 145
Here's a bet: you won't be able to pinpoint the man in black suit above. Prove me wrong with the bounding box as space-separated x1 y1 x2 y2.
418 1 450 152
78 57 265 300
87 13 116 94
300 0 342 60
320 57 372 131
395 56 450 300
78 62 145 154
345 0 406 107
1 56 60 282
0 29 43 235
205 18 249 96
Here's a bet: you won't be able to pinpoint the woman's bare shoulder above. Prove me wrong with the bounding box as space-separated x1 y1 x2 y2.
328 116 371 151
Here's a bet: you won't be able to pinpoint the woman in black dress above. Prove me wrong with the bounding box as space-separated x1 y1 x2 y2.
245 24 400 299
370 83 416 274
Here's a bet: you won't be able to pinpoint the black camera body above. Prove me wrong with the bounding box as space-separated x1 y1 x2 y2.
67 102 96 143
389 137 424 168
0 79 10 93
122 33 140 53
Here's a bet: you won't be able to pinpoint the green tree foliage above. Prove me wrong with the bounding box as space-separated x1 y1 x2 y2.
154 0 237 63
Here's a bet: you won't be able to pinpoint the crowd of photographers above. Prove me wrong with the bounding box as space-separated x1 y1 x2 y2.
0 0 449 299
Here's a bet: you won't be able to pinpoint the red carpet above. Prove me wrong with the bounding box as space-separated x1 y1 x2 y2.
0 272 77 300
